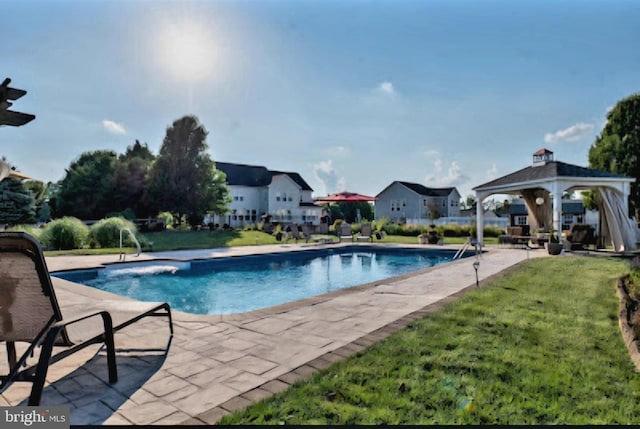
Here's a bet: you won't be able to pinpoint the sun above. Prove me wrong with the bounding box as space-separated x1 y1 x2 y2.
155 15 217 84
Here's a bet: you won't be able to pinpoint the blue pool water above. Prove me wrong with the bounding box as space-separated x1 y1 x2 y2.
53 247 468 315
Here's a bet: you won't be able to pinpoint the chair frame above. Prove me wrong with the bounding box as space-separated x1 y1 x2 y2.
0 232 173 405
0 233 118 405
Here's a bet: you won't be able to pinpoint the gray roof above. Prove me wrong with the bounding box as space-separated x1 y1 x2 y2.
270 170 313 192
473 161 628 191
215 162 272 187
393 181 458 197
215 162 313 191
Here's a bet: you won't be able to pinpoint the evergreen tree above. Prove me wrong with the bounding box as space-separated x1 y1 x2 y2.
0 178 36 226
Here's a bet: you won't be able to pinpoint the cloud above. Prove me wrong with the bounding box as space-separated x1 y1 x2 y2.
377 81 396 96
544 122 594 144
486 163 498 180
313 160 347 195
425 159 470 188
102 120 127 135
423 149 440 158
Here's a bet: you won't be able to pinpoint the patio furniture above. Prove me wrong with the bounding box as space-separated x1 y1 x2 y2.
564 224 596 250
357 223 373 242
301 224 313 242
0 232 173 405
505 226 531 247
289 224 309 243
339 224 353 242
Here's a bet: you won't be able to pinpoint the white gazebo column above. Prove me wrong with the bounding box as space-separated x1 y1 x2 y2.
552 183 562 242
475 191 489 245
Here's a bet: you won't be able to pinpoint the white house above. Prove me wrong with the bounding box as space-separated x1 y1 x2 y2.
211 162 322 228
375 181 461 223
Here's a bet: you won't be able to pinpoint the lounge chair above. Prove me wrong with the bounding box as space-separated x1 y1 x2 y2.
289 224 307 243
564 224 597 250
0 232 173 405
357 223 373 242
301 224 313 243
339 224 353 242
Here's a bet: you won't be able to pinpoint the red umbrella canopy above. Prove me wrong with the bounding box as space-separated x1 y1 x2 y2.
314 191 377 204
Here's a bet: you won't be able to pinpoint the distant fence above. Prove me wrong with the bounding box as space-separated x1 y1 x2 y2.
406 217 510 228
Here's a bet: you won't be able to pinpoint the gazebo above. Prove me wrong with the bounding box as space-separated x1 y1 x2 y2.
473 149 640 252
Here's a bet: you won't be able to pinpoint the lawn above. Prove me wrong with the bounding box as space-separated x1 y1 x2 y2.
137 230 497 251
42 229 497 255
218 255 640 425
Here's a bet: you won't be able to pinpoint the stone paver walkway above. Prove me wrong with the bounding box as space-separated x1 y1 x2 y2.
0 243 546 425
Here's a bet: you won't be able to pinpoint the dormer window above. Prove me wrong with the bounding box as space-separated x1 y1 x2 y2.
533 148 554 167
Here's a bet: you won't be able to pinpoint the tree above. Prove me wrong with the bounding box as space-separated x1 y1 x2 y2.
53 150 118 219
0 178 36 225
589 93 640 219
112 140 155 217
23 180 51 222
338 202 374 224
147 115 229 226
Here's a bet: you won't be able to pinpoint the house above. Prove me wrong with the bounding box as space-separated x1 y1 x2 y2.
210 162 322 228
508 198 587 231
375 181 461 223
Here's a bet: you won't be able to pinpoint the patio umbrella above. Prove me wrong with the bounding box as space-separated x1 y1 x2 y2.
0 159 30 181
313 191 377 204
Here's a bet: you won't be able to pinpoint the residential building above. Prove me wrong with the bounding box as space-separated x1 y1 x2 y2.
508 198 586 230
375 181 461 223
210 162 322 228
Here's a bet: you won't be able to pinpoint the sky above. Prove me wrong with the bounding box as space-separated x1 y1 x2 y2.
2 0 640 201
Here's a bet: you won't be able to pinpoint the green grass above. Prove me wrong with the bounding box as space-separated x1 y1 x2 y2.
218 256 640 425
42 230 497 255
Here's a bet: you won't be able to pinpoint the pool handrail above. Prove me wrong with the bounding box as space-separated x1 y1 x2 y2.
119 227 141 261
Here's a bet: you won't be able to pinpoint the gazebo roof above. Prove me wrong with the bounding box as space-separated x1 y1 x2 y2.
473 160 629 192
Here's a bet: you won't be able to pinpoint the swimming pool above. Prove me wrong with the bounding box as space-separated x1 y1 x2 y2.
52 246 472 315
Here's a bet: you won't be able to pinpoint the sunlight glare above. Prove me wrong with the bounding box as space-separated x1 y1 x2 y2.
156 16 216 83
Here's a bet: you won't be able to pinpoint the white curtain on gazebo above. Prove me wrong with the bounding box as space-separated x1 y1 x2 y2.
598 188 640 252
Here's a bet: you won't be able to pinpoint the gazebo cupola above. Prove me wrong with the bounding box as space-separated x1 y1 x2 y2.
532 148 554 167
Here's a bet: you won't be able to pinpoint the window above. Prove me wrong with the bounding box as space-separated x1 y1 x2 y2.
514 215 527 226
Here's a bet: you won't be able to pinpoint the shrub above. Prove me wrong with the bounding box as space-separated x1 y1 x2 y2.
6 224 43 239
89 217 138 248
41 217 89 250
157 212 173 229
373 217 389 232
628 256 640 301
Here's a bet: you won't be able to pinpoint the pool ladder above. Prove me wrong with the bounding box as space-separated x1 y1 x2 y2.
453 238 481 260
119 227 141 261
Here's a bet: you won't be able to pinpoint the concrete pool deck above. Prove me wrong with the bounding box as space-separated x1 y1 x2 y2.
0 243 547 425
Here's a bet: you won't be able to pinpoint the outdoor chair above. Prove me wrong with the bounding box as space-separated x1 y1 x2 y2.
0 232 173 405
564 224 597 250
357 223 373 242
289 224 308 243
339 224 354 242
301 224 312 243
